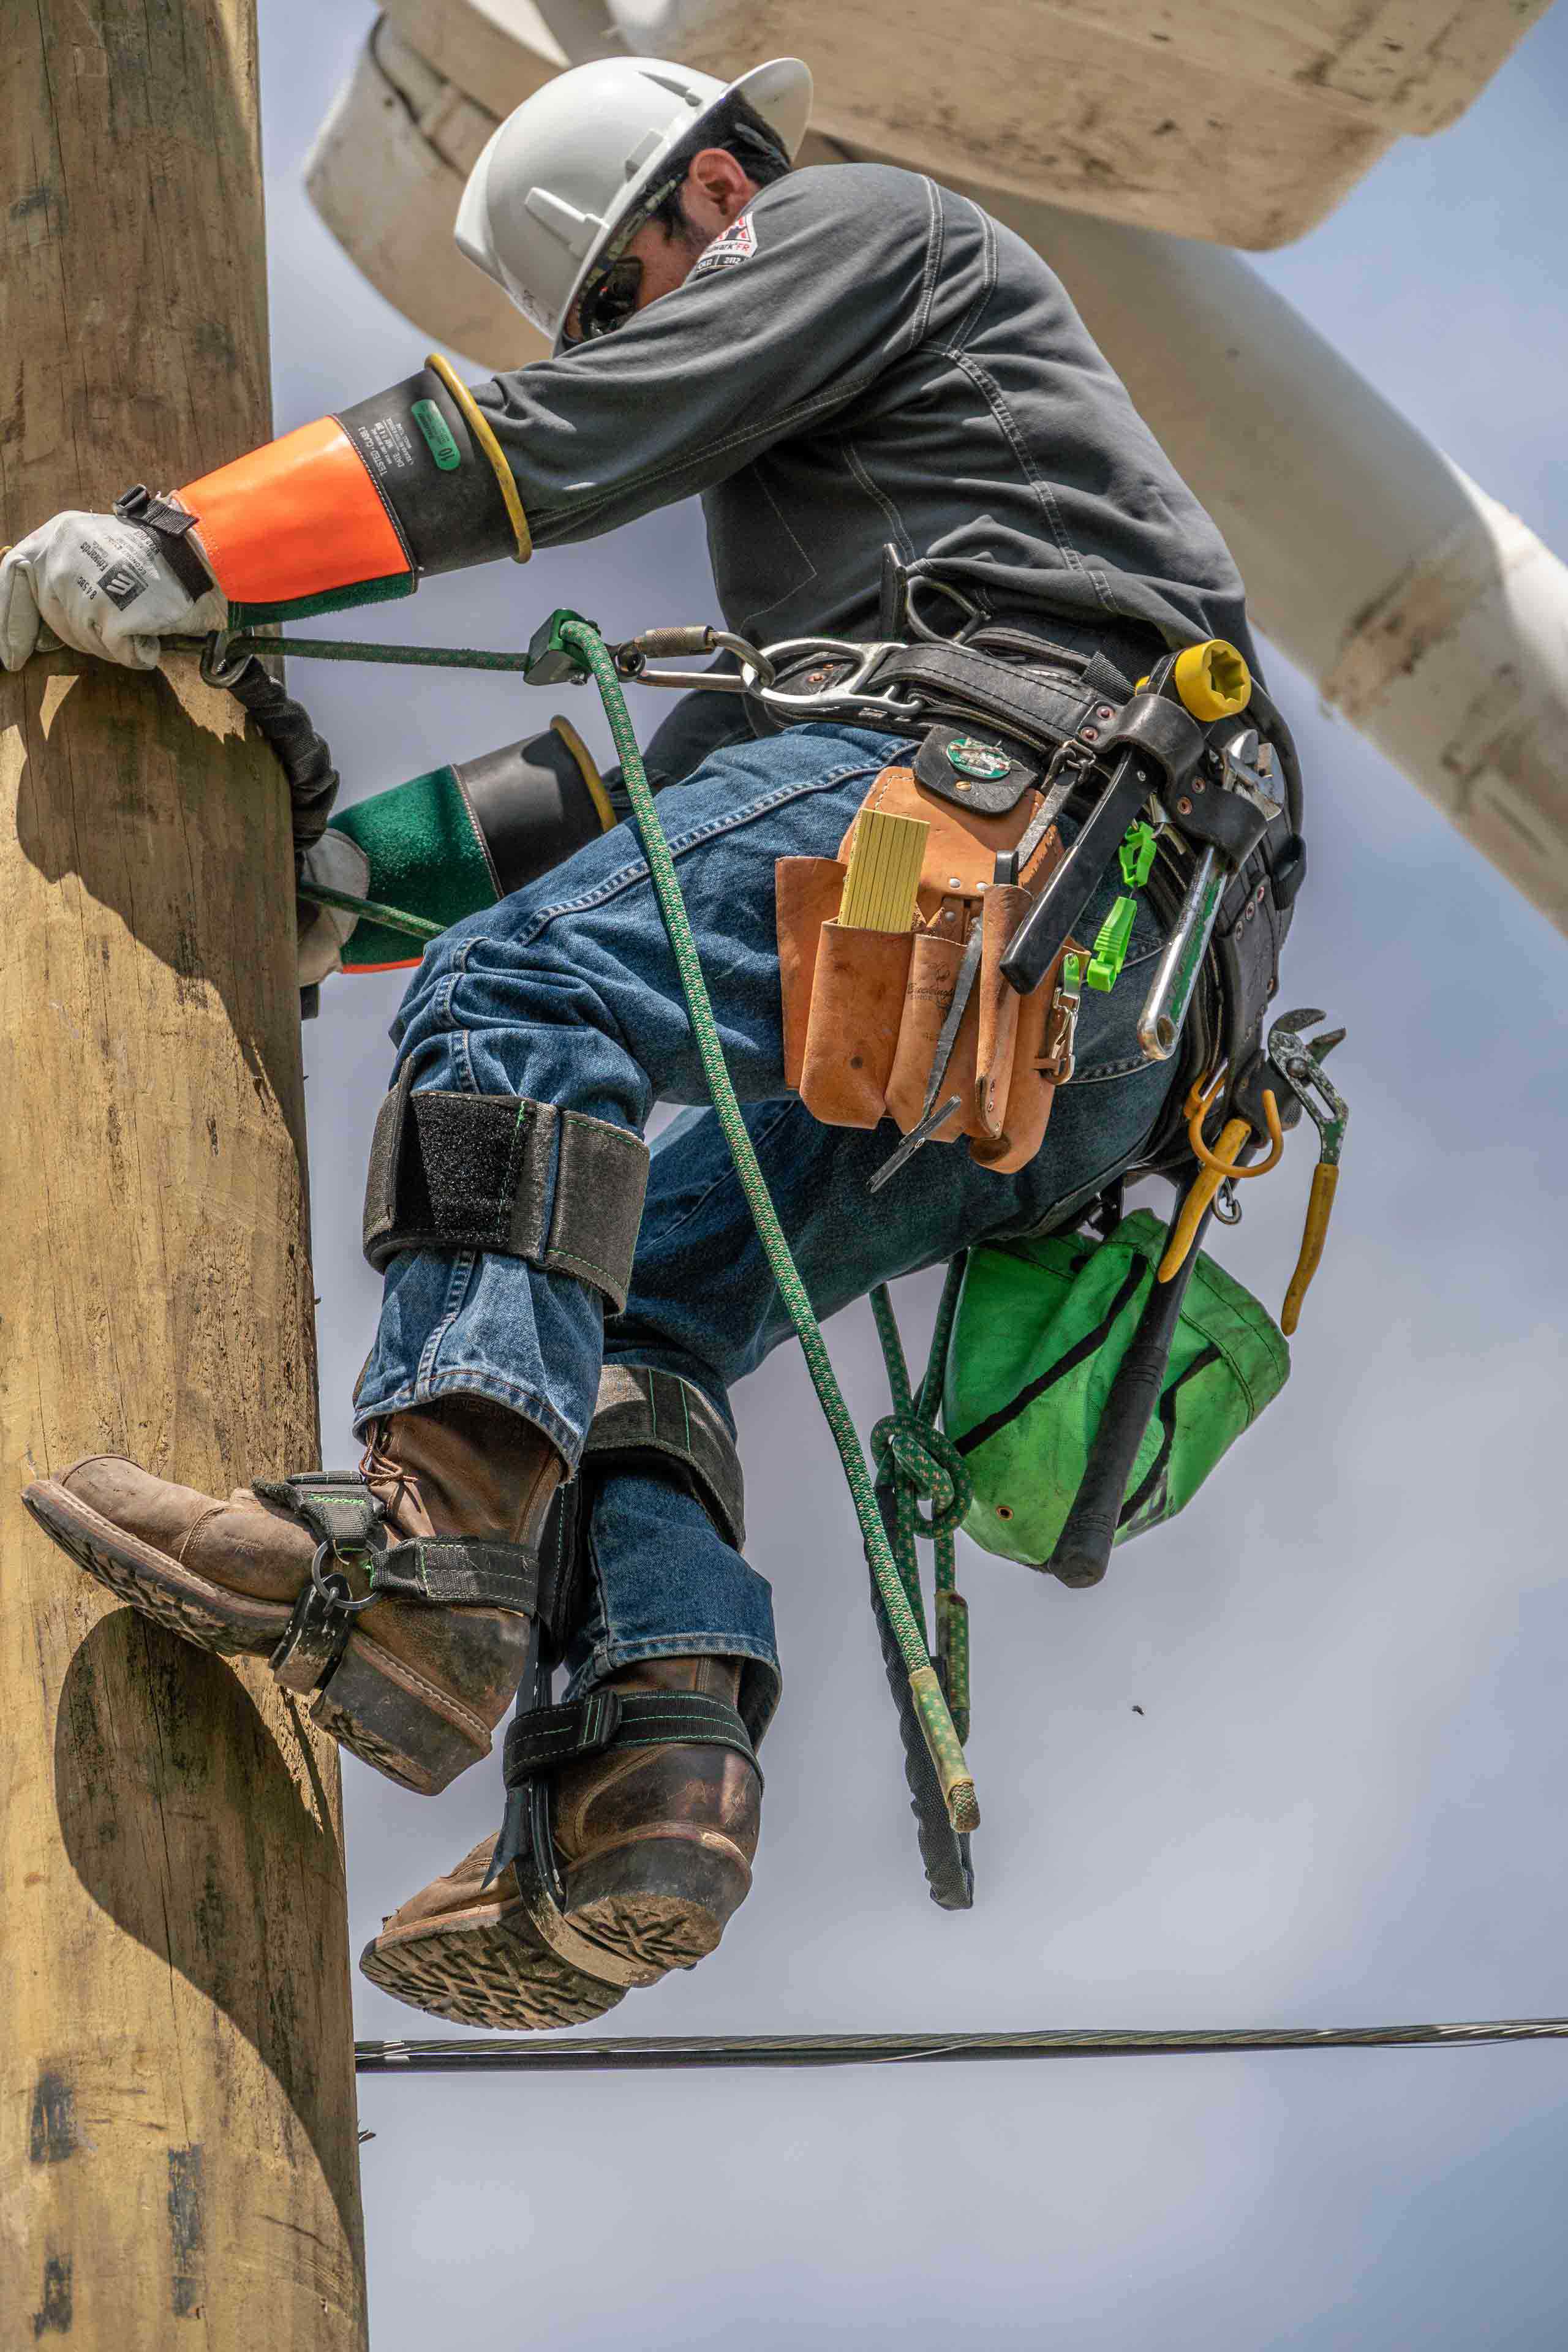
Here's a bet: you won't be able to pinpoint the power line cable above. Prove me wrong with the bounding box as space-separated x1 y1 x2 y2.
355 2018 1568 2075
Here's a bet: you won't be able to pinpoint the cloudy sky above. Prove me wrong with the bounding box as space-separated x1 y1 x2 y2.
258 5 1568 2342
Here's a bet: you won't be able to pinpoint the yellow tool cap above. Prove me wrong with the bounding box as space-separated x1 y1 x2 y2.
1174 639 1251 722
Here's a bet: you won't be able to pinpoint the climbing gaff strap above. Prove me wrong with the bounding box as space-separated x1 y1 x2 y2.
552 616 979 1838
515 1359 746 1725
361 1061 650 1314
502 1691 761 1788
486 1360 753 1924
491 1681 762 1985
253 1470 542 1696
527 1362 747 1692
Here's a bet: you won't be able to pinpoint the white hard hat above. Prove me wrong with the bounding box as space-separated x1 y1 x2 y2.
455 56 813 352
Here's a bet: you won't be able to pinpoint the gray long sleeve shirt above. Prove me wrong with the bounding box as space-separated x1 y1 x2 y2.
475 159 1253 674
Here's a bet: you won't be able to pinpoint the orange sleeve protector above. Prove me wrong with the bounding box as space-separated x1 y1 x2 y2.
178 359 527 628
179 417 413 627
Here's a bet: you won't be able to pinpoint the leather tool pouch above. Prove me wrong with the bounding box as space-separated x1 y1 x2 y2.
778 765 1085 1176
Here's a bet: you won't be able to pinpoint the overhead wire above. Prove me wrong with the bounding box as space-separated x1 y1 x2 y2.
355 2018 1568 2074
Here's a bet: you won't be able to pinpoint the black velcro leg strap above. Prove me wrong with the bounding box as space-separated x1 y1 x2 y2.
502 1689 760 1792
361 1062 649 1312
584 1364 745 1551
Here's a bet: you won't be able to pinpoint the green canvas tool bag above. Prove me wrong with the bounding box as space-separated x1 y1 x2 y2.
943 1209 1291 1569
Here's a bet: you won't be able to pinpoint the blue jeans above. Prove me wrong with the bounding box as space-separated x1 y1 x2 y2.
353 721 1180 1734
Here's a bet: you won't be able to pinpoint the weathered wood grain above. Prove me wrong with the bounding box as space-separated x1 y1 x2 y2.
0 1 369 2341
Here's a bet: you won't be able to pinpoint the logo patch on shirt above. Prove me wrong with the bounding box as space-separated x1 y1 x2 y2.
691 209 758 283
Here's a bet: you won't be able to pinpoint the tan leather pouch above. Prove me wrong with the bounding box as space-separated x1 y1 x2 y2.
973 933 1088 1174
778 763 1080 1172
797 920 914 1129
886 919 979 1142
777 856 849 1091
974 882 1029 1140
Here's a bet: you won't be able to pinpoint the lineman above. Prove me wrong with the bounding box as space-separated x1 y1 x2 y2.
8 56 1264 2029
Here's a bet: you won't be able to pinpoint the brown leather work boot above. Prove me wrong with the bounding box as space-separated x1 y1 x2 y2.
21 1396 563 1796
553 1656 761 1978
359 1654 763 2029
359 1836 628 2032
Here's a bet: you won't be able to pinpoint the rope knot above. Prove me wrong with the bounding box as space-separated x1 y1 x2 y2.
870 1411 973 1540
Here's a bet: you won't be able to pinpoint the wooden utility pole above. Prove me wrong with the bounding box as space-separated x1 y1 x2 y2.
0 2 368 2343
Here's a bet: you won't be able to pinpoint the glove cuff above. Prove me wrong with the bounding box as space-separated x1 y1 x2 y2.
329 722 612 973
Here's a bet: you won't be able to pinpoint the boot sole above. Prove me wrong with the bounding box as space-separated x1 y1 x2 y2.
360 1894 625 2032
563 1836 752 1977
21 1479 490 1798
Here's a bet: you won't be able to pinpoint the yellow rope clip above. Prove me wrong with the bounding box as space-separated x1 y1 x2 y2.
1158 1073 1283 1284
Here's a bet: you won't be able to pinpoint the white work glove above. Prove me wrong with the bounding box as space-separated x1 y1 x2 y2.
0 507 227 673
296 829 371 989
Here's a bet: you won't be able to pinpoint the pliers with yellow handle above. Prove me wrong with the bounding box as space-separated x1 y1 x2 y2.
1264 1008 1349 1336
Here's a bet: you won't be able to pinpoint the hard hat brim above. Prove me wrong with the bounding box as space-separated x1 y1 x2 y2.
551 56 813 353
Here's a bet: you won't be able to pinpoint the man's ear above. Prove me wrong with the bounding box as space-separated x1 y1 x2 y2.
686 145 754 224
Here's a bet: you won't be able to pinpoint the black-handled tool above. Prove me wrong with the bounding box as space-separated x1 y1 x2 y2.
1046 1212 1205 1589
1001 690 1207 1000
999 749 1157 998
1047 1097 1272 1588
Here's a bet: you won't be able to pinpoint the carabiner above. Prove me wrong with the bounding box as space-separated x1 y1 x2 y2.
198 627 254 690
748 636 913 720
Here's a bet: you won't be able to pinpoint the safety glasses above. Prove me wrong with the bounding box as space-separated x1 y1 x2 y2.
576 256 645 343
565 167 687 349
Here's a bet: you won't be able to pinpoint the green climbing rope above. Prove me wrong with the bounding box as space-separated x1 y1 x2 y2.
869 1260 972 1745
556 617 978 1833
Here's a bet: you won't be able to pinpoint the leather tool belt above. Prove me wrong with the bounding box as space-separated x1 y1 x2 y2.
777 759 1087 1175
759 630 1125 769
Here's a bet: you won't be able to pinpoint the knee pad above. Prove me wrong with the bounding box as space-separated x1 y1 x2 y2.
361 1063 649 1313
